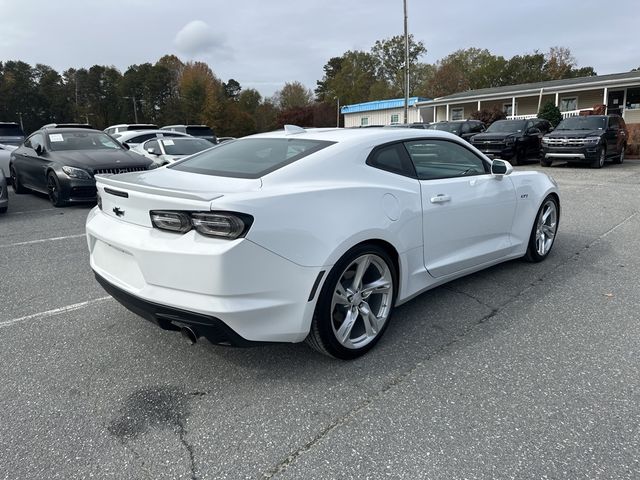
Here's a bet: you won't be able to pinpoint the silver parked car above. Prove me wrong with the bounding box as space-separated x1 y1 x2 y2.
130 137 214 166
0 143 18 180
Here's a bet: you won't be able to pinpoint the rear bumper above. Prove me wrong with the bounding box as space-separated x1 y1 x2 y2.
94 272 260 346
86 208 323 343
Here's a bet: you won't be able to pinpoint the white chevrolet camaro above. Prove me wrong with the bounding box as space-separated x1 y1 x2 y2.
86 126 560 359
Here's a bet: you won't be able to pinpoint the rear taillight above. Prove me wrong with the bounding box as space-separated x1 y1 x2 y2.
149 211 253 239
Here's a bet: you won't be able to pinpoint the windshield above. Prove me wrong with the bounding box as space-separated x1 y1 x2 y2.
48 131 122 151
555 116 607 131
428 122 462 134
0 124 24 137
486 120 526 133
161 138 213 156
170 138 335 178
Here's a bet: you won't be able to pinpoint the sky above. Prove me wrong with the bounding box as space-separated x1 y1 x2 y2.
0 0 638 99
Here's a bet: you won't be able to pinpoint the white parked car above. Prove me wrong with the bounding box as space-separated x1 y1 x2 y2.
86 127 560 359
130 137 214 166
111 129 189 148
0 143 18 180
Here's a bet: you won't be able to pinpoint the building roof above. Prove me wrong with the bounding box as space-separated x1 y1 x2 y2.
341 97 430 114
417 70 640 106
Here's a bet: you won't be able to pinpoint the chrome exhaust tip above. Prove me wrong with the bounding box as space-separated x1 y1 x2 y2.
180 326 198 345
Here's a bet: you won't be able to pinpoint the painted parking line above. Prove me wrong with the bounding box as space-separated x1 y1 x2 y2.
0 296 112 329
0 233 85 248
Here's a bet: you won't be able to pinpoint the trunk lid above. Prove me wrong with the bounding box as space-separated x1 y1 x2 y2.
96 168 262 227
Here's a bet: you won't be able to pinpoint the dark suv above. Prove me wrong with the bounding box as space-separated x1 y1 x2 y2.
470 118 552 165
0 122 25 146
541 115 628 168
427 120 485 142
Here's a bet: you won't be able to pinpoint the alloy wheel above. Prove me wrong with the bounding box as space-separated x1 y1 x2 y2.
535 200 558 256
47 173 60 205
330 254 393 350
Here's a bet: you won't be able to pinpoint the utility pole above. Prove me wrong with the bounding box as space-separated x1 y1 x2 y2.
403 0 409 124
123 96 139 123
336 97 340 127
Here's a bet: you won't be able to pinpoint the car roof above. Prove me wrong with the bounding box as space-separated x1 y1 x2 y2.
248 126 468 146
40 128 103 134
114 129 191 140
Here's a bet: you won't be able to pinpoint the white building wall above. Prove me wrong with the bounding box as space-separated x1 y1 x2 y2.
343 107 422 127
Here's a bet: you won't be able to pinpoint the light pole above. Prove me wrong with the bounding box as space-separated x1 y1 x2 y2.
123 96 139 123
336 97 340 127
403 0 409 124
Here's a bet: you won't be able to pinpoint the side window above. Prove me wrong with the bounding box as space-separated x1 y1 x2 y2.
145 139 159 152
31 133 44 151
366 143 415 178
404 139 488 181
129 133 155 144
608 117 618 130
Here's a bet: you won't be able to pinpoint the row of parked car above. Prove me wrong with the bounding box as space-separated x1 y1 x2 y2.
386 114 629 168
0 122 231 211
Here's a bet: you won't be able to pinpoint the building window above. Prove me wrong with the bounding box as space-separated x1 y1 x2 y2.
451 108 464 121
361 117 369 126
559 97 577 112
390 114 399 123
626 88 640 110
503 102 518 116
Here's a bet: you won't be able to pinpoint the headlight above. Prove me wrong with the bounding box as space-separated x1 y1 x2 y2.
149 210 253 239
62 166 92 179
584 137 601 144
541 137 550 144
504 136 515 146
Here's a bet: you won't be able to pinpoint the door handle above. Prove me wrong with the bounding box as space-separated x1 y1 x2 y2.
430 194 451 204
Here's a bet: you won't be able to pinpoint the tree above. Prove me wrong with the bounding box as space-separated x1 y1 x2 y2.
179 61 222 125
537 101 563 127
237 89 262 115
223 78 242 100
371 34 427 96
544 46 575 80
470 106 506 126
317 50 382 105
273 81 313 110
315 56 343 102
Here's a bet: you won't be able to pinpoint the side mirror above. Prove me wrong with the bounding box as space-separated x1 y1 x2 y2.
35 144 44 155
527 128 541 135
121 142 130 150
491 159 513 176
147 148 160 155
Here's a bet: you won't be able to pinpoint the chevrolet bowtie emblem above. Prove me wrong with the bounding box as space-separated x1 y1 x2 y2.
113 207 125 217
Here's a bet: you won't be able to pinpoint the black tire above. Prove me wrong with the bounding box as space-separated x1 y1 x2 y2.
540 158 552 167
591 147 605 169
10 166 28 194
306 243 398 359
46 171 66 207
612 144 625 165
524 196 559 263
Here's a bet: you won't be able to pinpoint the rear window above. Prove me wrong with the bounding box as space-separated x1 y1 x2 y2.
186 126 214 136
126 125 157 131
0 124 24 136
170 138 335 178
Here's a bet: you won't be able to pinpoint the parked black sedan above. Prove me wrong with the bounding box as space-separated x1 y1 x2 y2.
10 128 152 207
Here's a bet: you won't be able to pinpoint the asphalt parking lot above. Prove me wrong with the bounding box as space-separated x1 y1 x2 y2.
1 160 639 480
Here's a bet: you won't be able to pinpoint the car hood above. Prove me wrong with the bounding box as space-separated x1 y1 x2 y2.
49 149 151 170
95 166 262 202
546 129 602 138
471 132 517 141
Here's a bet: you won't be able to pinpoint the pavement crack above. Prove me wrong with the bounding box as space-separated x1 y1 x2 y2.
177 419 198 480
261 209 640 478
